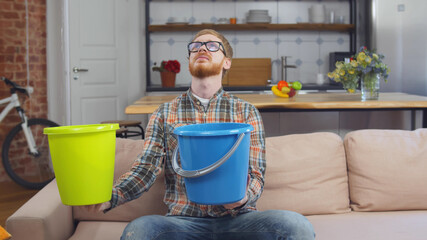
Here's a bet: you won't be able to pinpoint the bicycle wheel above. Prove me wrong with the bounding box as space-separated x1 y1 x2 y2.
2 118 59 189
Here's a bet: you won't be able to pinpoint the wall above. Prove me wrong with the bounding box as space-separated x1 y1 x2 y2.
0 0 48 182
148 0 351 87
46 0 68 125
374 0 427 96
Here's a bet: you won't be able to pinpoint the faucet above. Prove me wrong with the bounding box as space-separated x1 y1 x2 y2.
281 56 297 82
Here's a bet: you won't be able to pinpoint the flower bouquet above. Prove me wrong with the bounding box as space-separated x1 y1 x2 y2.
328 47 390 99
354 47 390 100
328 59 359 93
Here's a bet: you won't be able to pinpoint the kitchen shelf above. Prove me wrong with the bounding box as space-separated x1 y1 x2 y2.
144 0 357 90
148 23 355 33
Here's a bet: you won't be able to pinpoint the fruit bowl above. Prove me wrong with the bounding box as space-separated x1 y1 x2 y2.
271 81 302 98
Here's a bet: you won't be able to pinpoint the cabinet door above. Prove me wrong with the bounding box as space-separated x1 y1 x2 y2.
223 58 271 86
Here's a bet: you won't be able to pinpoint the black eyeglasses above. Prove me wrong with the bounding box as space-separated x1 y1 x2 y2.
187 41 226 56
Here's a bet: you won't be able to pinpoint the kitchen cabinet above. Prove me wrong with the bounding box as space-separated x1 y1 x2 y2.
144 0 357 91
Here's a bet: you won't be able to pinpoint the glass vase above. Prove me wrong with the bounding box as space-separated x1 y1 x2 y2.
361 72 380 101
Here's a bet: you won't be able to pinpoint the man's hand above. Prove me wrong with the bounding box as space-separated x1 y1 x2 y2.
223 174 250 209
78 201 111 213
223 194 248 209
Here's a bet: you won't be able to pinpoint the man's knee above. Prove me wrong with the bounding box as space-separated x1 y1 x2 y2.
122 215 166 240
262 210 315 239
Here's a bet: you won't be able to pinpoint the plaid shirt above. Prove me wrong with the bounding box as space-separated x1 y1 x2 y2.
109 88 266 217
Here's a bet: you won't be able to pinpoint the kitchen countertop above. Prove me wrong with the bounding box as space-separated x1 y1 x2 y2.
126 92 427 114
147 83 343 92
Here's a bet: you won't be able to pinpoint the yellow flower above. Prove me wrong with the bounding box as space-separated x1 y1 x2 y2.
350 60 358 67
333 73 340 80
339 69 345 76
365 56 372 64
347 88 355 93
327 72 334 78
373 53 379 60
335 62 343 68
357 52 366 62
348 69 355 74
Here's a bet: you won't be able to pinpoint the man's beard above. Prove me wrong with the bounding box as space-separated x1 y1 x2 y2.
189 54 224 78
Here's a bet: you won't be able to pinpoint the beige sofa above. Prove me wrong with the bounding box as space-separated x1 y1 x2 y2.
7 129 427 240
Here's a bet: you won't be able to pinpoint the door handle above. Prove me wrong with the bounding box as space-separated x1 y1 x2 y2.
73 67 89 73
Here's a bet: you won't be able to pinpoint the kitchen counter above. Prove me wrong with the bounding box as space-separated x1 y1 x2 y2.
126 92 427 129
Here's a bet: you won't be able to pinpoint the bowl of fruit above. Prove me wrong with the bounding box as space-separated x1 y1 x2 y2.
271 80 302 98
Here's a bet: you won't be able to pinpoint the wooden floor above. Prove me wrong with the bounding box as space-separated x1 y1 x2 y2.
0 181 39 227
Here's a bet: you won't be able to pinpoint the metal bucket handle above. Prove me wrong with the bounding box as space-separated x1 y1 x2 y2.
172 133 245 178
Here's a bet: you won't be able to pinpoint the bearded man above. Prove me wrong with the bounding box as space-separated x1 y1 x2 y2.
83 29 315 240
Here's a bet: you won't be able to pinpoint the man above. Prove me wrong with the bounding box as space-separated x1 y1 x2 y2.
85 29 315 240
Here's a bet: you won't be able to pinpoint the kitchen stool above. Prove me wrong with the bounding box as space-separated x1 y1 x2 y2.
101 120 144 139
116 128 129 138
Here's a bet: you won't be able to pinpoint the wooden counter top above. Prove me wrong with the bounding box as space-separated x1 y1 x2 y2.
126 92 427 114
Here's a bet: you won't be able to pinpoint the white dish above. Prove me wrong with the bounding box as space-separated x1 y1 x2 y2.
246 16 271 23
166 21 189 25
246 19 271 23
249 10 268 14
247 16 271 20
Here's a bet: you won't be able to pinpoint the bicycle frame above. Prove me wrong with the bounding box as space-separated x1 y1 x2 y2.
0 92 39 155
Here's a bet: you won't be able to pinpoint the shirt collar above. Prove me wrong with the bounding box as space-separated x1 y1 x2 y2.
187 87 224 105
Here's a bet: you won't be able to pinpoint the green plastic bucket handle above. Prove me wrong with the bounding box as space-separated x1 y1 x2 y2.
172 133 245 178
44 124 119 135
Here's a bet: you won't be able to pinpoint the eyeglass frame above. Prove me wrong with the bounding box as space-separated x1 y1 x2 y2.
187 41 227 56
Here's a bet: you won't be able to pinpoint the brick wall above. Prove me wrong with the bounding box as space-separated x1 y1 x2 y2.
0 0 47 182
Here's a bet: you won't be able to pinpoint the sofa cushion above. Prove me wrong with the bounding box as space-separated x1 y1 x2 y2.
73 138 168 221
345 129 427 211
69 221 127 240
307 211 427 240
257 132 350 215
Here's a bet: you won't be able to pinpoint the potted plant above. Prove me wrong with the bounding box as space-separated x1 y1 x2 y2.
152 60 181 87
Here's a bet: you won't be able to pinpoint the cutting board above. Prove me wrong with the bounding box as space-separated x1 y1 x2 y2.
222 58 271 86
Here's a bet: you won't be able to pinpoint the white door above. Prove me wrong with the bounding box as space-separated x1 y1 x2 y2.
69 0 129 125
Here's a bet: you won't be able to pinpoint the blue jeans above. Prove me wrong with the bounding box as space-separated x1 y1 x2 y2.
121 210 315 240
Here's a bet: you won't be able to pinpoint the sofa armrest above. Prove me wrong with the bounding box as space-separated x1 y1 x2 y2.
6 179 74 240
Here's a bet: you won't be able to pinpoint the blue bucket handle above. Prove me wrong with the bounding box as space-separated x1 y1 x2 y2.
172 133 245 178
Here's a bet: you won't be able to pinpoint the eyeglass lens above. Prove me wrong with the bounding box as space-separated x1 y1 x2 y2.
188 41 222 52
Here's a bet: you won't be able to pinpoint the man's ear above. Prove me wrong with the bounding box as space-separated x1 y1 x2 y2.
223 57 232 70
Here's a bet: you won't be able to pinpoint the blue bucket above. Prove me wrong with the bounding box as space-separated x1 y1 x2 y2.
173 123 254 205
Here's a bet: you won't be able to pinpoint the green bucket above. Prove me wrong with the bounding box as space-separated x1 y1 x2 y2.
43 124 119 206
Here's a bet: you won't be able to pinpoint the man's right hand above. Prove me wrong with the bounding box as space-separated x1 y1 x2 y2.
78 201 111 213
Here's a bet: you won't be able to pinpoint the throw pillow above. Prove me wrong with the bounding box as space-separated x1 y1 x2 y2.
257 132 350 215
345 129 427 211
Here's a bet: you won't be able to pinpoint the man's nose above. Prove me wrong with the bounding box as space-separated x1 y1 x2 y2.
198 45 208 53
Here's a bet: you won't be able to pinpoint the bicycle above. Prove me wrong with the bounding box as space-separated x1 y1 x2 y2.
1 76 59 189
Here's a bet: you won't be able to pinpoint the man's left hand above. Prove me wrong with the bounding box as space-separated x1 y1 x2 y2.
223 174 250 209
223 194 248 209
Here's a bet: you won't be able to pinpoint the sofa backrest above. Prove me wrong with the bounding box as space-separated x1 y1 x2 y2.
257 132 351 215
73 128 427 222
73 138 168 222
345 128 427 212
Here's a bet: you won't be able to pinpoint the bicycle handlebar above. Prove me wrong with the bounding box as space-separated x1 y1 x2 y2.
1 76 30 96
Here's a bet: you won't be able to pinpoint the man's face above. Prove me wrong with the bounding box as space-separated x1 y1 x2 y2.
189 34 230 79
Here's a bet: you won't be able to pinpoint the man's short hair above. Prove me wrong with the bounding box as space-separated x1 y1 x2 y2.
192 29 233 78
